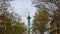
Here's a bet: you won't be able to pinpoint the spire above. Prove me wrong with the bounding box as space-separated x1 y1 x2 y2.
27 12 31 34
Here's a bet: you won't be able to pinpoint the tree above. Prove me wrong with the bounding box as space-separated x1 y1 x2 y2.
0 0 13 34
13 23 26 34
0 10 27 34
5 22 26 34
32 10 50 34
0 0 27 34
32 0 60 34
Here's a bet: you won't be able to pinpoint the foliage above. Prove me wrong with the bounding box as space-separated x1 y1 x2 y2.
0 11 27 34
0 0 26 34
32 10 50 34
32 0 60 34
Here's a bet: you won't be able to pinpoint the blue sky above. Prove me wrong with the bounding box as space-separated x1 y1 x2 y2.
10 0 36 26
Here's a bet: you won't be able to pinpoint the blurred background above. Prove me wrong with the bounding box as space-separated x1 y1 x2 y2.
0 0 60 34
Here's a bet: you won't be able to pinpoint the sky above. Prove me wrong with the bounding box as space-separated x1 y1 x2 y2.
10 0 36 26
